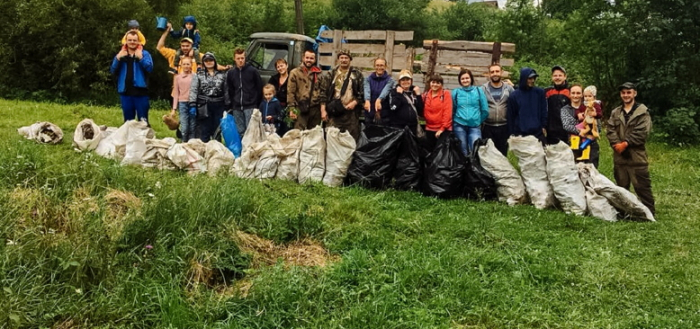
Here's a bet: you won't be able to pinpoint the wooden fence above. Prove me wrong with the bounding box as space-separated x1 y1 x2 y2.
318 30 414 73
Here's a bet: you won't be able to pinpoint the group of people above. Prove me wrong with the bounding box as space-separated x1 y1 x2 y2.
109 19 654 216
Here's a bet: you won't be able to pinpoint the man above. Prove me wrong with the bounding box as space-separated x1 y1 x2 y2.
225 48 263 136
544 65 570 144
287 49 324 130
157 22 199 74
607 82 655 215
110 31 153 123
363 57 394 126
321 50 364 141
482 63 514 155
506 67 547 144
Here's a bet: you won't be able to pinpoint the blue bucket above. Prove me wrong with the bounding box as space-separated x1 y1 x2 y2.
156 16 168 31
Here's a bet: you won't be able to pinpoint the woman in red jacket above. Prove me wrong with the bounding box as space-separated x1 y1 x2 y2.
422 74 453 151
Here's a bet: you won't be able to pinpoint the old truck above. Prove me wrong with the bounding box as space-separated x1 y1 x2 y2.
244 32 319 82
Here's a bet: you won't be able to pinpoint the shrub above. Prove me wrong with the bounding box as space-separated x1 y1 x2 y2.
655 107 700 146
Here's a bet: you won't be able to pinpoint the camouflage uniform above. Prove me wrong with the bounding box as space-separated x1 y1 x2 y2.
321 66 365 141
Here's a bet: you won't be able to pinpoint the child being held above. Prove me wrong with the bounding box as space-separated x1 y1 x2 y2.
170 16 201 72
121 20 146 46
259 84 283 135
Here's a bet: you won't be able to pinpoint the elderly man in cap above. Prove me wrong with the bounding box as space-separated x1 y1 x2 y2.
607 82 655 215
507 67 548 144
544 65 571 144
320 50 365 141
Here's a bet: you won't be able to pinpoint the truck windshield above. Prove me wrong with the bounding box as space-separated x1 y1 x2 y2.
249 43 289 71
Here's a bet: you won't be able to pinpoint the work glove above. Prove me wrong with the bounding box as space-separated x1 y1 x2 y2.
189 107 197 117
613 141 629 154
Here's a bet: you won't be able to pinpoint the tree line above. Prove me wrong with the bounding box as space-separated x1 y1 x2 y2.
1 0 698 144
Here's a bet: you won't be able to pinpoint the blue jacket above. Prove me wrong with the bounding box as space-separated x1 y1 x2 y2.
452 86 488 127
507 67 548 137
364 72 394 112
110 50 153 94
259 97 283 123
170 16 201 48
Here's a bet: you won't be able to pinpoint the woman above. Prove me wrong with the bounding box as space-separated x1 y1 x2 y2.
451 68 488 155
561 84 600 167
422 74 452 151
268 58 289 135
380 69 423 134
171 57 195 141
189 52 227 142
364 57 395 126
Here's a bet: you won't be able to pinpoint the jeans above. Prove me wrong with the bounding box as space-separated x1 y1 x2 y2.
452 122 481 156
232 108 255 136
119 95 149 123
198 101 225 143
178 102 196 142
482 124 509 156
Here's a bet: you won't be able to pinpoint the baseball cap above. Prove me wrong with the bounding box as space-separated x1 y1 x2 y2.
552 65 566 74
528 69 539 79
618 82 636 91
181 38 194 44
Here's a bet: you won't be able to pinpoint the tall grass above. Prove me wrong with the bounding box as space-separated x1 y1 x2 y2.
1 99 699 328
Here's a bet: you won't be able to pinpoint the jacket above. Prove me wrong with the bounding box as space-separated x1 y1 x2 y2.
544 83 571 142
321 66 364 105
452 86 488 127
268 73 288 106
110 50 153 94
381 85 424 129
189 69 227 107
482 81 514 126
607 103 652 166
507 68 548 137
259 97 283 123
225 63 263 111
170 16 201 48
364 72 395 112
422 89 452 132
287 65 323 108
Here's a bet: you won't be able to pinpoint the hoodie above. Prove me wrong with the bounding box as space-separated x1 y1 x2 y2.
507 68 548 137
225 63 263 111
544 81 570 143
259 97 283 123
170 16 201 49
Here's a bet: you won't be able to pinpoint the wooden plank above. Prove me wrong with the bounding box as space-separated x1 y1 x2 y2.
321 30 414 41
318 43 406 55
385 31 395 72
422 40 516 53
320 53 410 70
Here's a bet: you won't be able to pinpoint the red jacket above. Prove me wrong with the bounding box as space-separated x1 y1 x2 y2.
422 89 453 132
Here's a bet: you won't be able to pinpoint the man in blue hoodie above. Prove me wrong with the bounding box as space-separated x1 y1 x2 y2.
225 48 263 136
110 31 153 123
506 68 547 144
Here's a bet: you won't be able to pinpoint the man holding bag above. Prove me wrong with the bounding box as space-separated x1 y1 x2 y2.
321 50 365 141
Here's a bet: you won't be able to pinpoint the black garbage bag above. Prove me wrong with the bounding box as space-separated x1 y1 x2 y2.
345 125 404 189
394 127 427 191
463 139 499 200
422 132 466 198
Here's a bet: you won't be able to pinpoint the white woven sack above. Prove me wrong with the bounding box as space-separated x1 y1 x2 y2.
298 126 326 184
73 119 103 151
96 121 153 160
323 127 356 187
241 109 265 148
121 121 155 166
585 187 618 222
478 139 527 205
142 138 178 170
275 129 302 181
545 141 587 215
233 141 266 179
18 122 64 144
253 135 281 179
205 140 235 176
508 135 555 209
577 163 654 221
167 140 206 174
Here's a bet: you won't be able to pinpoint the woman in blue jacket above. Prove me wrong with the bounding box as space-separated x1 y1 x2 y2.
451 68 488 155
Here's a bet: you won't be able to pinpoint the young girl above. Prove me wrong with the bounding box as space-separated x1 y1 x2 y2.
259 84 283 135
451 68 488 155
171 57 195 141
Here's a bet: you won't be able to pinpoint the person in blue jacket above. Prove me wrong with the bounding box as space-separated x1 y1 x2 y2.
110 30 153 123
451 68 489 155
260 84 283 134
506 67 548 144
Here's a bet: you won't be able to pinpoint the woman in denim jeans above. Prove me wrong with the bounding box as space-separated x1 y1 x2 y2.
171 57 195 141
451 68 488 155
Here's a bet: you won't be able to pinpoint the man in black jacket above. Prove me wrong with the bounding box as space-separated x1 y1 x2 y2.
225 48 263 136
544 65 570 144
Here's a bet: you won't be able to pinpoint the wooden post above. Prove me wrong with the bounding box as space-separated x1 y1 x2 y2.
491 42 502 66
384 31 395 72
426 39 439 88
294 0 304 35
332 30 343 67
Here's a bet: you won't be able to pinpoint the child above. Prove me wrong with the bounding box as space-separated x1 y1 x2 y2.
170 57 196 142
121 20 146 46
259 84 283 135
170 16 201 72
578 85 603 121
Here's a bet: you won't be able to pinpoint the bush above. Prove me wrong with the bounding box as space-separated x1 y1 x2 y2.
656 107 700 146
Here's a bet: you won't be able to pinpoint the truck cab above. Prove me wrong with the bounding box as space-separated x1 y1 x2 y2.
245 32 318 82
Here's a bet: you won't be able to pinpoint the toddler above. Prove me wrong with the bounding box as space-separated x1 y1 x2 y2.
259 84 283 135
170 16 201 73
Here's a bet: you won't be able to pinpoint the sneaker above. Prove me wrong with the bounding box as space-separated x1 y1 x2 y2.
168 68 177 75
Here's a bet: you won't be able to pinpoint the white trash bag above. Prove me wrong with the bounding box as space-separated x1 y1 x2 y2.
275 129 302 181
73 119 103 151
509 135 556 209
142 138 178 170
254 134 281 179
95 121 154 160
167 139 207 174
298 125 326 184
121 121 155 166
323 127 356 187
241 109 265 148
18 122 63 144
205 140 235 176
232 142 265 179
585 186 618 222
545 141 587 215
577 163 654 221
478 139 527 205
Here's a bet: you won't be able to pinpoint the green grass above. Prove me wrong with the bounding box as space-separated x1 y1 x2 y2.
1 98 699 328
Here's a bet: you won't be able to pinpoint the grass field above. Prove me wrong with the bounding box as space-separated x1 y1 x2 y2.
1 98 699 328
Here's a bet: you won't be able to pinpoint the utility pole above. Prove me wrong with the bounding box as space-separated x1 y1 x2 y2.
295 0 305 35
